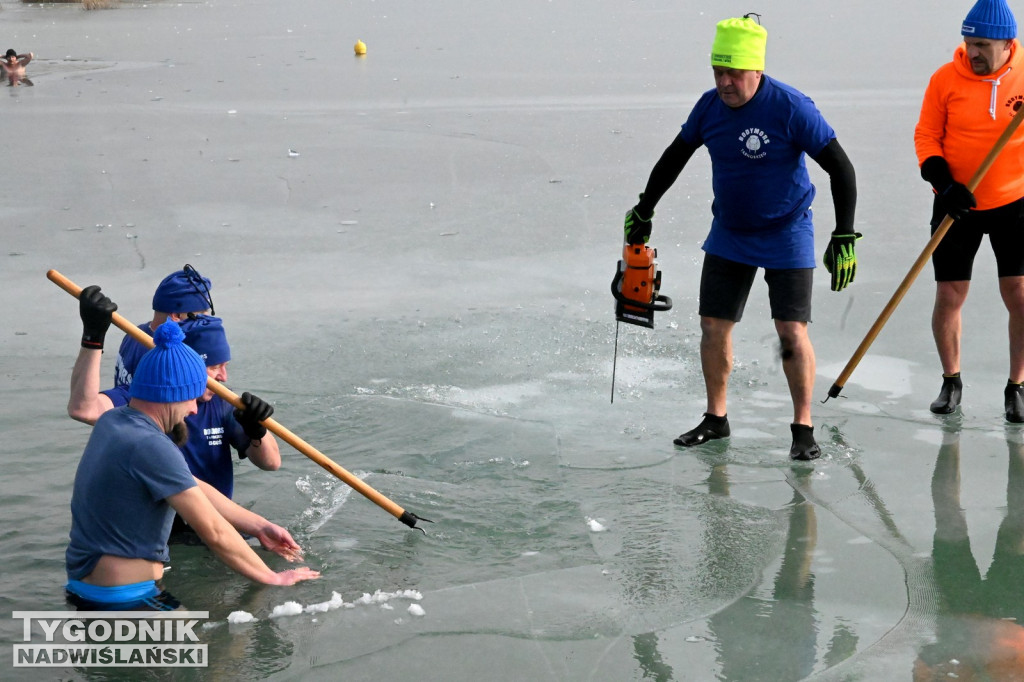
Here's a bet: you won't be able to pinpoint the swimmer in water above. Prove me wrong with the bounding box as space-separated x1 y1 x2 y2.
2 49 33 86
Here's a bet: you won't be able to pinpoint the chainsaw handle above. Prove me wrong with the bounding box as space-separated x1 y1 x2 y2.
610 268 674 312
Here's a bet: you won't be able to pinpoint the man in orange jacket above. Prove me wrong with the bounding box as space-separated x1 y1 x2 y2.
915 0 1024 421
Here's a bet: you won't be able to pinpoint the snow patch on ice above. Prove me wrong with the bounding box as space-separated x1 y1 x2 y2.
263 589 425 622
227 611 257 624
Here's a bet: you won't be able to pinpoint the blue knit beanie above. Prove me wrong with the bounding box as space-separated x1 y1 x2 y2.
151 265 213 314
963 0 1017 39
129 321 207 403
179 315 231 367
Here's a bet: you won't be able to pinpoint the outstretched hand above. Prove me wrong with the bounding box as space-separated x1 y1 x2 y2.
822 232 863 292
255 523 305 563
273 567 322 586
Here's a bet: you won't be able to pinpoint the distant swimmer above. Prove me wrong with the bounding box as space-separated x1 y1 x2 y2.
1 49 33 86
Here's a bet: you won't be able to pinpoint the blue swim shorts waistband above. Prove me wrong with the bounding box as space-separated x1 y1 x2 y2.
65 579 160 604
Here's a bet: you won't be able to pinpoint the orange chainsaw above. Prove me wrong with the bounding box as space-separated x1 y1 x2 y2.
610 242 673 402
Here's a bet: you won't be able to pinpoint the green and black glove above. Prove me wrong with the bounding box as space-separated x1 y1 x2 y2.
234 391 274 442
822 232 863 292
624 195 653 245
79 285 118 350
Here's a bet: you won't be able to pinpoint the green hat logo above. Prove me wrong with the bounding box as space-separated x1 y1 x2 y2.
711 16 767 71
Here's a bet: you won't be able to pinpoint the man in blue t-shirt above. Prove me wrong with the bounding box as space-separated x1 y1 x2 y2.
69 286 281 502
65 320 318 611
623 15 860 460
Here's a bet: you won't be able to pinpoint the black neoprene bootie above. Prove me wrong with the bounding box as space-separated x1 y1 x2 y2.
674 413 730 447
790 424 821 461
929 373 962 415
1006 381 1024 424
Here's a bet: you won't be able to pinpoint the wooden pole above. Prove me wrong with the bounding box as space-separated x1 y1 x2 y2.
827 101 1024 400
48 269 430 531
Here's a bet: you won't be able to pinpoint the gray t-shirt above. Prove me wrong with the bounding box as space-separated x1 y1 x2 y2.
66 406 197 581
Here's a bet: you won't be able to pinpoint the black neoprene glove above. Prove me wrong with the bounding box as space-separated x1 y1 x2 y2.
939 183 976 221
79 285 118 350
921 155 976 221
234 391 273 441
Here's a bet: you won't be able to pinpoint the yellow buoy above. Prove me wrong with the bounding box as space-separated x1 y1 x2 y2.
354 40 367 56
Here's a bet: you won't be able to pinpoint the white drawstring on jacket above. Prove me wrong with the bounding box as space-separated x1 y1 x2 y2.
983 66 1012 120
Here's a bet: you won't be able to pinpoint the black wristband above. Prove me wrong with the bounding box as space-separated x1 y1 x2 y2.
81 334 105 350
632 203 654 222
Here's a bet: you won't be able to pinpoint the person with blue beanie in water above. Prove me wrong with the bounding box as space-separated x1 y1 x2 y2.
68 284 281 539
64 321 319 611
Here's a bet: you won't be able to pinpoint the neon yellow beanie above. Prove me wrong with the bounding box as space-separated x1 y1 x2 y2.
710 17 767 71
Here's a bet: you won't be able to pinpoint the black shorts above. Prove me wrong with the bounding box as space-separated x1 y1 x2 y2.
931 196 1024 281
698 253 813 323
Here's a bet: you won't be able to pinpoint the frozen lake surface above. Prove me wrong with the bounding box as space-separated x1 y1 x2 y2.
3 0 1024 679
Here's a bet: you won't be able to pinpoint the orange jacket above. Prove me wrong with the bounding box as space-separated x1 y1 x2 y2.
915 40 1024 210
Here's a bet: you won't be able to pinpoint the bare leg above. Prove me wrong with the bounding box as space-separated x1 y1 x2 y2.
933 280 970 375
999 276 1024 423
700 316 735 417
999 276 1024 383
674 316 735 447
775 320 815 426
